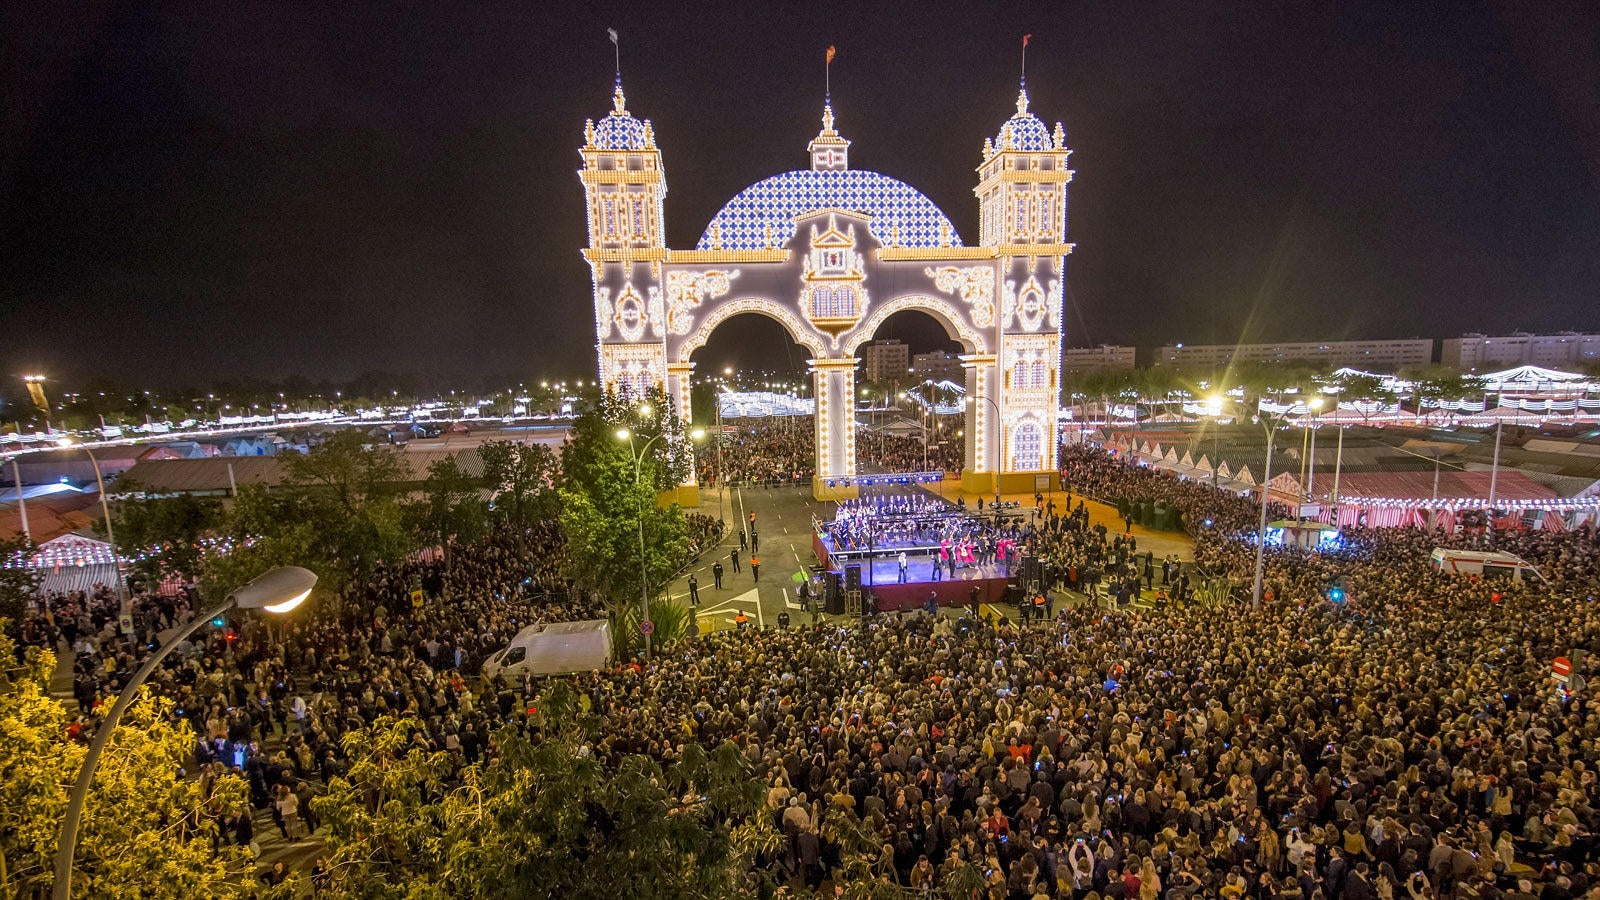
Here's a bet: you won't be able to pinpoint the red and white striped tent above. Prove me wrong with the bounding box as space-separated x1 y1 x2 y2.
1312 470 1575 530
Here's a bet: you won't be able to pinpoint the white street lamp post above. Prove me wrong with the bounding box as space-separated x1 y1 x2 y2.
616 421 705 660
53 566 317 900
1252 409 1290 609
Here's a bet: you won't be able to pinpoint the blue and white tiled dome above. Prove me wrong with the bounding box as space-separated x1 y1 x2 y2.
590 83 650 151
697 169 962 251
594 112 647 151
993 88 1054 152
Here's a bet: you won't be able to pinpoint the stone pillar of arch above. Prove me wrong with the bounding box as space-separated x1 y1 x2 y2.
960 354 1000 497
664 361 700 507
811 357 860 501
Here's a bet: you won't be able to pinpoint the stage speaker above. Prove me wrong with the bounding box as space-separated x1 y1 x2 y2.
845 564 862 594
1020 554 1040 585
826 572 845 615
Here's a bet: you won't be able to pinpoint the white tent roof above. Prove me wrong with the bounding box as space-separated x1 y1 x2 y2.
1479 365 1590 388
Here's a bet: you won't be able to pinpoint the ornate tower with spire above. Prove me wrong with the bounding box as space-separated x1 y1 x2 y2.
808 102 850 172
965 81 1074 492
579 79 669 399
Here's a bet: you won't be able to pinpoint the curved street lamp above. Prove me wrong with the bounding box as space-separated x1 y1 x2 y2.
616 421 705 659
1250 407 1295 609
54 438 128 613
53 566 318 900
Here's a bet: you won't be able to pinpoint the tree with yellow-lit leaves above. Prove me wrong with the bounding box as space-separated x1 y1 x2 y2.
0 628 288 898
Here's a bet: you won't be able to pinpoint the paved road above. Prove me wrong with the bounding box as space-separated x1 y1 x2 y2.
665 477 1196 632
667 483 830 630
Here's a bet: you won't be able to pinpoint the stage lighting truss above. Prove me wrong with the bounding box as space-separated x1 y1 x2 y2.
828 470 944 488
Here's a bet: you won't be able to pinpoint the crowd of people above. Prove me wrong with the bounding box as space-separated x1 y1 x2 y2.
12 522 608 875
697 421 817 487
549 450 1598 898
9 439 1600 898
1060 444 1270 535
857 429 962 476
693 420 963 489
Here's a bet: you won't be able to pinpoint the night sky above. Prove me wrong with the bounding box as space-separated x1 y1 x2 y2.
3 2 1599 385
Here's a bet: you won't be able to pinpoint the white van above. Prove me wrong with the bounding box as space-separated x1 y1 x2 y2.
1428 549 1546 584
481 619 613 679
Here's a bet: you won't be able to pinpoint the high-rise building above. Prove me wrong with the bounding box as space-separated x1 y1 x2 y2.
1441 332 1600 371
911 350 965 383
860 339 910 385
1062 345 1136 377
1151 339 1433 373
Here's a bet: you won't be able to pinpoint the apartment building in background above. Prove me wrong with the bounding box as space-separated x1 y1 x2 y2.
1441 332 1600 372
860 339 910 384
1062 345 1137 377
1152 339 1434 373
911 351 966 384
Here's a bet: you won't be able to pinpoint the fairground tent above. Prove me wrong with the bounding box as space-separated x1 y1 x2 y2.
9 532 122 596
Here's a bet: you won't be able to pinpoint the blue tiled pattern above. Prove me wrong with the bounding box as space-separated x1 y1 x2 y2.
696 169 963 251
593 112 648 151
995 111 1052 151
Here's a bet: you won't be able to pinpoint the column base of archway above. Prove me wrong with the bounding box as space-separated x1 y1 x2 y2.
996 470 1060 495
812 477 860 502
960 471 999 498
658 485 701 509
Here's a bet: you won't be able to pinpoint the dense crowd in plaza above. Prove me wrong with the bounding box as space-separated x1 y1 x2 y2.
13 523 605 863
698 421 817 487
695 420 962 488
9 440 1599 898
857 429 962 476
1059 444 1271 535
568 451 1598 898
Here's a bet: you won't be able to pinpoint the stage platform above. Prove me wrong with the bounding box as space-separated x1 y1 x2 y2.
834 555 1014 612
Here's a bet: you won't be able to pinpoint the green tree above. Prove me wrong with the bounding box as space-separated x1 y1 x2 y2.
1328 370 1398 424
407 455 489 550
311 682 770 899
0 632 265 897
1413 369 1484 423
280 430 409 515
104 484 223 589
277 433 410 588
478 440 559 526
204 433 411 602
557 390 691 652
0 535 39 623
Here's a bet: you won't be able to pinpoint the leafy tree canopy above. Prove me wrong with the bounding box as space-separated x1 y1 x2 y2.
311 682 770 900
0 630 269 898
557 390 691 632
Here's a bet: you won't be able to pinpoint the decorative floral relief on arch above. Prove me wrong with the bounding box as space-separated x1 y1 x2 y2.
613 283 648 342
665 269 739 336
925 266 995 328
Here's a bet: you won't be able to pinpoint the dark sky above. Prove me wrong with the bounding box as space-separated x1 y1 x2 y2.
3 1 1599 385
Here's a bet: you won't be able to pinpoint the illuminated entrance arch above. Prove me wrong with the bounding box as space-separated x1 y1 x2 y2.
578 76 1073 500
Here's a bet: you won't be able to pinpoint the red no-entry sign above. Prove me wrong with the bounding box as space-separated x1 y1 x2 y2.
1553 656 1572 681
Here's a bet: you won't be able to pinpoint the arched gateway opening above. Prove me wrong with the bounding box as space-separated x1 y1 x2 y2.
579 79 1073 501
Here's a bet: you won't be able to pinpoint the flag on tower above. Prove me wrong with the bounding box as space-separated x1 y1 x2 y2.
608 28 618 45
827 45 836 64
1023 33 1032 48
